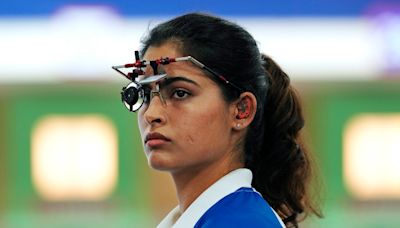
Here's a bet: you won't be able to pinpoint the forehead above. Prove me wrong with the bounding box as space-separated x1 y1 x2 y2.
142 43 207 81
142 43 182 76
143 42 182 60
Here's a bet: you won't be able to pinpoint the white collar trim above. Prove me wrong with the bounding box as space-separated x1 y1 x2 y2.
157 168 252 228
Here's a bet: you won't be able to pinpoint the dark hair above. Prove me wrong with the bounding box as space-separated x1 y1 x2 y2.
141 13 321 227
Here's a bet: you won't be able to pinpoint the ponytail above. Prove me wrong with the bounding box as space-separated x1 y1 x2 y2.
246 54 322 227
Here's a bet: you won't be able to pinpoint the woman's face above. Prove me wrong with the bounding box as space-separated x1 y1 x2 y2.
137 42 238 173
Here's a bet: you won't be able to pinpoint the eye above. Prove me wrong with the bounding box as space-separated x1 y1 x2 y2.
172 89 190 99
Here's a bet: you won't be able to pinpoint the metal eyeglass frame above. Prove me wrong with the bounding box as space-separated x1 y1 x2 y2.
112 51 244 112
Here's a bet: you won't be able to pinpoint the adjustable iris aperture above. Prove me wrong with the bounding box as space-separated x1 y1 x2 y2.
121 82 144 112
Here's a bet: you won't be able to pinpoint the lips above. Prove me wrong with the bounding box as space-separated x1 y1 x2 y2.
145 132 171 147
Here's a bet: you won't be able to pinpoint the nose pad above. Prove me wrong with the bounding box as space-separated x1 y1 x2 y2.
144 86 167 125
150 84 166 106
151 91 166 105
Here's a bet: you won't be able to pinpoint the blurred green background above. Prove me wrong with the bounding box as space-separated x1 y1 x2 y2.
1 81 399 227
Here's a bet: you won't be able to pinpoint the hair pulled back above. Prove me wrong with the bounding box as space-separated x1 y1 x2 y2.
141 13 321 227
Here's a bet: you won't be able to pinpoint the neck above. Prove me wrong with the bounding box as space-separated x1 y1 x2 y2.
171 159 243 213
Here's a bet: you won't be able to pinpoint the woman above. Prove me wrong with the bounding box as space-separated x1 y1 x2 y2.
113 13 321 227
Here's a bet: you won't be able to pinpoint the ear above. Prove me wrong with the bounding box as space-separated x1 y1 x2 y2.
231 92 257 131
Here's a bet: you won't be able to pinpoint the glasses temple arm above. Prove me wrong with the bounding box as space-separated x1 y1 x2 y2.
112 66 133 81
182 56 244 93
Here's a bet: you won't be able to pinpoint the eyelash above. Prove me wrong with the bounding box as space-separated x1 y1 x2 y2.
171 88 191 99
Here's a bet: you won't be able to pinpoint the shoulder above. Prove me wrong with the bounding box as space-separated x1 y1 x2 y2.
195 187 283 228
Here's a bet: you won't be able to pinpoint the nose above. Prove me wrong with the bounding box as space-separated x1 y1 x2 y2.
143 94 167 125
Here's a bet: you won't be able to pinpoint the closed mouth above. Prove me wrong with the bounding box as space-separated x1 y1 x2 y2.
145 132 171 144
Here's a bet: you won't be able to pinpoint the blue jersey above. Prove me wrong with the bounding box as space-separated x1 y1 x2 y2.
195 187 283 228
157 169 285 228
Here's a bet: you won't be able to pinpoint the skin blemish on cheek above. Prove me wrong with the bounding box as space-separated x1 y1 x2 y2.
185 134 195 145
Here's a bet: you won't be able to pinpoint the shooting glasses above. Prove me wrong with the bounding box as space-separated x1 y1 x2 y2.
112 51 243 112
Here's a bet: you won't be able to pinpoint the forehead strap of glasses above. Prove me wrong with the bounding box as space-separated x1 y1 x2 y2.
133 52 174 79
112 50 181 82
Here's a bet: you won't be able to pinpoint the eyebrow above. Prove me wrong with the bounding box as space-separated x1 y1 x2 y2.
161 76 200 88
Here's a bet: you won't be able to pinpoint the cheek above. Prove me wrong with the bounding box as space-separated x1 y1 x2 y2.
184 134 195 145
178 104 228 147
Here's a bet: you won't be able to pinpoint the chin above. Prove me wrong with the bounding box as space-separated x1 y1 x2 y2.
146 151 174 171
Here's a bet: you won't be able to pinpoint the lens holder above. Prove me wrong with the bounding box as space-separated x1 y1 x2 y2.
121 82 144 112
